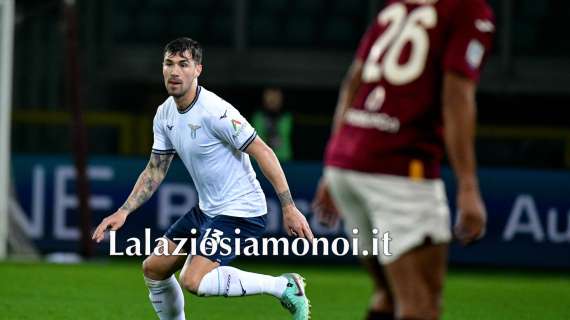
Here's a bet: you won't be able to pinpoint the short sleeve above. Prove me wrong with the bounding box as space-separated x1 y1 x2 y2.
443 0 495 82
209 108 257 151
151 108 176 155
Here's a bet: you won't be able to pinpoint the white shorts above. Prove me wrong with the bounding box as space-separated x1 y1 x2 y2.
325 167 451 265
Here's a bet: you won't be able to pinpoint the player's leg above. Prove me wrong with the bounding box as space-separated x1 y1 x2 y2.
142 206 205 320
178 214 309 319
325 168 395 319
384 241 448 320
362 175 451 320
178 254 218 293
361 257 395 320
179 214 287 298
179 254 288 298
142 239 187 320
142 239 187 280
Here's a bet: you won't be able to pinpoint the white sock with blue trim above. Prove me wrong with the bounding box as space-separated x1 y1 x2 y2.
144 275 185 320
197 266 287 298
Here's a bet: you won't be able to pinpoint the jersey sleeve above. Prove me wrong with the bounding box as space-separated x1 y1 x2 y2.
443 0 495 82
151 107 176 155
209 107 257 152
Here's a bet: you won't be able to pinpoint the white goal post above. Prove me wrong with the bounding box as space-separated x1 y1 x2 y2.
0 0 15 260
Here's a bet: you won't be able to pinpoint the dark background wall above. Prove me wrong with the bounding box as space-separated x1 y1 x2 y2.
11 0 570 168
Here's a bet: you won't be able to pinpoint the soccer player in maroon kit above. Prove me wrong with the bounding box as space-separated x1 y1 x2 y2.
313 0 495 319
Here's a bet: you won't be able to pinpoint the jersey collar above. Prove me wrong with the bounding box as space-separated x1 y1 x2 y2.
177 85 202 114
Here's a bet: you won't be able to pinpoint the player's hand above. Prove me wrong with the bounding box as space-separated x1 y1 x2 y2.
92 210 129 243
283 206 314 241
454 188 486 246
311 178 340 228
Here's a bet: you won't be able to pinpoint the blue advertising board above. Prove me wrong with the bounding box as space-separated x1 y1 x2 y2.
11 155 570 268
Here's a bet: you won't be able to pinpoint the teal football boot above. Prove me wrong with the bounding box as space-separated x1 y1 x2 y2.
279 273 310 320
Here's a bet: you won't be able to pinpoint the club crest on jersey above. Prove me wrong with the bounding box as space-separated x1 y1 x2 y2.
188 123 202 139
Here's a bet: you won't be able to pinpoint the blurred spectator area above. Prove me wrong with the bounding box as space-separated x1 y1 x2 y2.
13 0 570 106
110 0 369 48
513 0 570 57
11 107 570 170
10 0 570 170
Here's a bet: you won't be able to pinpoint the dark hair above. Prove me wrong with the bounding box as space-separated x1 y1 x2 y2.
163 37 203 64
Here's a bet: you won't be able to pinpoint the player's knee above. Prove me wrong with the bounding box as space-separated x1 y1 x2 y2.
142 258 155 278
179 272 203 294
142 257 166 280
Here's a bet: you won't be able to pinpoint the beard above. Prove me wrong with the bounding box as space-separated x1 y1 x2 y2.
166 84 186 98
168 89 184 98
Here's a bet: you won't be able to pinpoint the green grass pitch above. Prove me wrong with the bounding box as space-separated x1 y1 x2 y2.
0 261 568 319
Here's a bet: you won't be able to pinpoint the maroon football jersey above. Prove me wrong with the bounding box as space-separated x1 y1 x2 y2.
325 0 494 179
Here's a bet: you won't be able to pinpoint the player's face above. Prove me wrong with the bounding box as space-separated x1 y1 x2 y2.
162 50 202 98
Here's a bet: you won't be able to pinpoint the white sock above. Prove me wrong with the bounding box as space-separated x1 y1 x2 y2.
144 275 185 320
197 266 288 298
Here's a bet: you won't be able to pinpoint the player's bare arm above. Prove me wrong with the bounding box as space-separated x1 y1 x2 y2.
331 59 363 134
92 152 174 242
120 152 174 213
245 136 314 241
313 60 363 226
442 72 487 245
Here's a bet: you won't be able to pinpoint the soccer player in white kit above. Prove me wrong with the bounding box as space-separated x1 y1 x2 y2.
92 38 313 320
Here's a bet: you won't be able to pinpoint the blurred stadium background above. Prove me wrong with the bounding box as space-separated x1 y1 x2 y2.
1 0 569 319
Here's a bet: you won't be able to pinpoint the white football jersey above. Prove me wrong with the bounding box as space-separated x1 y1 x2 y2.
152 86 267 218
